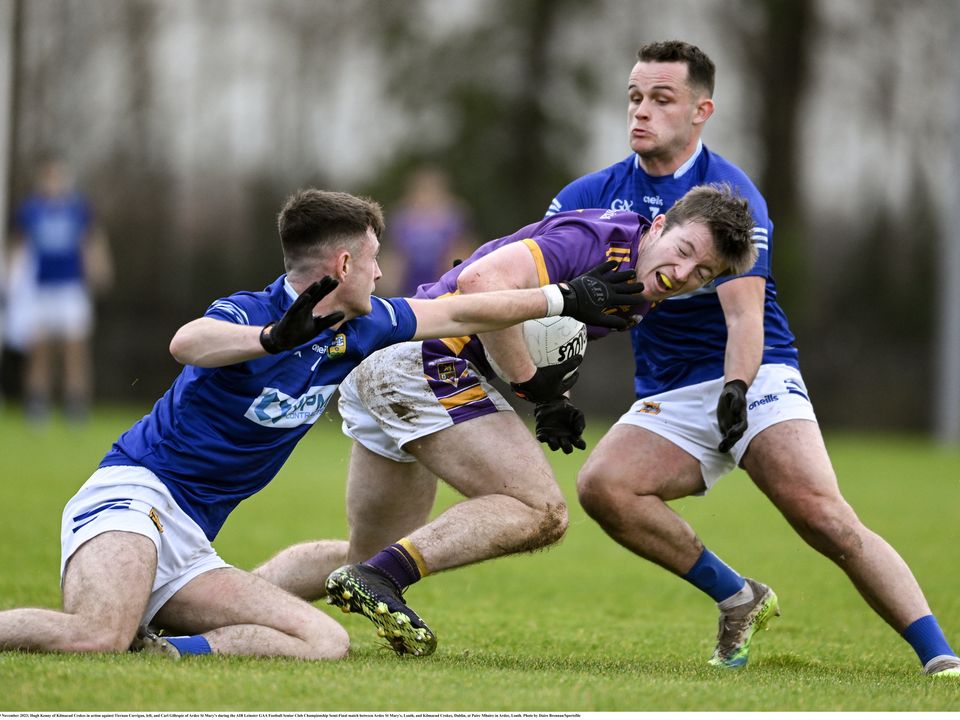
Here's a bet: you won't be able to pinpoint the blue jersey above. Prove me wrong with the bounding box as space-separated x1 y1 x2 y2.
100 275 417 540
15 192 92 285
548 142 798 397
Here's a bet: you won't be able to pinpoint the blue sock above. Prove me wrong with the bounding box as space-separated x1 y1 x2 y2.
682 548 746 603
902 615 957 666
166 635 212 656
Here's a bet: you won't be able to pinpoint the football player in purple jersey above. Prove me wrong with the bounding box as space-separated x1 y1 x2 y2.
253 184 756 656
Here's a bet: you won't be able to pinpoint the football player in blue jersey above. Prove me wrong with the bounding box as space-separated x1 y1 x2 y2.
556 40 958 676
12 158 113 423
0 189 646 661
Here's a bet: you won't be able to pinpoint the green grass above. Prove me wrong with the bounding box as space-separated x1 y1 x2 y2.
1 404 959 711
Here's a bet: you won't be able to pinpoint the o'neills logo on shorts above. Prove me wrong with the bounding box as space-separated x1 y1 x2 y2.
639 401 661 415
748 394 779 411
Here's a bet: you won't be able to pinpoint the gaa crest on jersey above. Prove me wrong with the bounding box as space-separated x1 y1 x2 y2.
327 333 347 358
244 384 337 427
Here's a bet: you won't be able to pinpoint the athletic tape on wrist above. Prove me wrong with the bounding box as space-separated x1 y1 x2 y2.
541 285 564 317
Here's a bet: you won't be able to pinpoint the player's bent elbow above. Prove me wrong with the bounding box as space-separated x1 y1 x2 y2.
168 330 209 367
455 266 507 295
168 333 191 365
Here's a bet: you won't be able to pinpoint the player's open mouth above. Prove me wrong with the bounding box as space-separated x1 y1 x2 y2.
657 272 673 290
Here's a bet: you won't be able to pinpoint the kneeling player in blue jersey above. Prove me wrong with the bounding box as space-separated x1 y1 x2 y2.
252 183 757 656
0 189 645 661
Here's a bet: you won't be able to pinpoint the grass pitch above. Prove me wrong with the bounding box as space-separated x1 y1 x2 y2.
1 404 959 711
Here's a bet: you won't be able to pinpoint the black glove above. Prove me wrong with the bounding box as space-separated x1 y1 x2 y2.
535 397 587 454
558 260 644 329
510 354 582 403
717 379 749 452
259 276 345 354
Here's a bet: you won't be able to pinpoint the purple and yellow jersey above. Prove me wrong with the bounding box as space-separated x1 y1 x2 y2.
548 143 799 396
413 208 653 384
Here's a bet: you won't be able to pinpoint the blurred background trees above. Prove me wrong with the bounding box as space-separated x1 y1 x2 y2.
1 0 956 434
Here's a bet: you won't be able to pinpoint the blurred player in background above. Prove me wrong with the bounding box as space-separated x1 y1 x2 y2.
0 189 642 661
380 165 476 296
552 40 958 676
254 183 757 656
1 237 36 401
11 157 112 423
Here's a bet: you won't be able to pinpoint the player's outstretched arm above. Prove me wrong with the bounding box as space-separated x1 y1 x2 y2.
169 317 267 368
407 260 644 340
463 241 542 384
170 277 344 368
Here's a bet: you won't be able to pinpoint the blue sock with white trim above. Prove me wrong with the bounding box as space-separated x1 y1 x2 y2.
682 548 746 603
165 635 212 656
902 615 957 666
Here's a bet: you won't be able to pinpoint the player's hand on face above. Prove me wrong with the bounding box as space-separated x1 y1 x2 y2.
540 260 643 330
534 397 587 454
260 276 345 354
510 354 582 403
558 260 644 330
716 379 749 453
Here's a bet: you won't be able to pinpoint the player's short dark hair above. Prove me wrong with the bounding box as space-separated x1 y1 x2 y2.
637 41 715 97
662 184 757 277
277 189 384 269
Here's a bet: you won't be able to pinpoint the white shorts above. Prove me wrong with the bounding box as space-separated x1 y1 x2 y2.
339 341 514 463
2 249 37 351
33 283 93 341
616 363 817 491
60 466 231 624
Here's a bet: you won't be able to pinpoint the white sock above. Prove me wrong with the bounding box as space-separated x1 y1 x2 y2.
718 581 755 611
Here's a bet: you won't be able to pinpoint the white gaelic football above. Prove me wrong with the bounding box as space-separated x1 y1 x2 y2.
484 316 587 382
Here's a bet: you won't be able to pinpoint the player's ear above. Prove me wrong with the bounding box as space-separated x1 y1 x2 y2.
693 96 715 126
649 212 667 236
335 249 351 281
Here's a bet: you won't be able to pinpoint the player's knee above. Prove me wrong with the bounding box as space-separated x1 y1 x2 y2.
301 614 350 661
792 496 863 558
315 625 350 661
576 462 620 519
62 624 135 654
516 501 567 552
539 501 568 546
